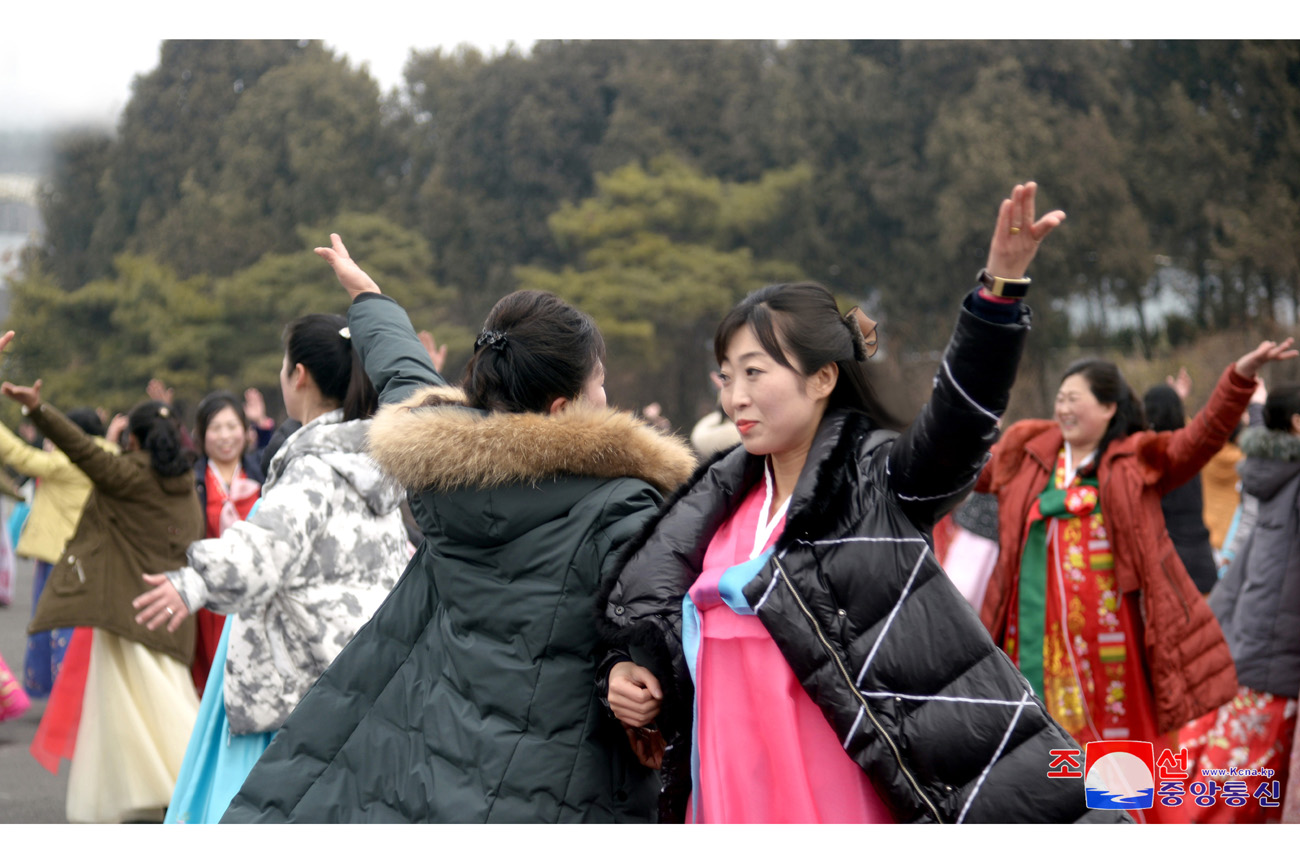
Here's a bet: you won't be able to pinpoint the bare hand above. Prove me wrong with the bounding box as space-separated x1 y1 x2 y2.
105 413 128 445
608 661 663 728
623 723 665 770
417 331 448 374
0 330 13 353
315 233 382 300
132 573 190 632
1234 338 1298 381
985 182 1067 279
243 388 269 427
147 378 173 406
1166 367 1192 402
1 379 42 410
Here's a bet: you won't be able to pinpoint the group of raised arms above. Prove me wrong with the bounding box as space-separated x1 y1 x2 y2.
1 179 1296 824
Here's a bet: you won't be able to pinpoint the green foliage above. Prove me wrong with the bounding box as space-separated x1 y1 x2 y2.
517 157 806 423
58 41 311 286
34 129 114 290
4 255 217 412
3 214 466 421
14 39 1300 425
212 212 470 398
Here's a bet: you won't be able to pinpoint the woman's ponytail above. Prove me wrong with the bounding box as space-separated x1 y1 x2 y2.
343 345 378 421
127 400 195 477
283 315 378 422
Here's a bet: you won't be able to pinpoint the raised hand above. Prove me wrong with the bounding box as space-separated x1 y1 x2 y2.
147 378 174 406
132 573 191 633
1249 378 1268 405
0 330 13 354
417 331 448 375
985 182 1067 280
244 387 269 427
315 233 382 300
1166 367 1192 402
106 413 129 446
1234 338 1298 380
0 379 42 410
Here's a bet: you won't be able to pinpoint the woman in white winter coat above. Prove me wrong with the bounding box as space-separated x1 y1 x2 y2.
132 313 411 823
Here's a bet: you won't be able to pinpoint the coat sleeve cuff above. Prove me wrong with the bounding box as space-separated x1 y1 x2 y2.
350 292 399 308
1225 363 1255 391
168 566 207 615
595 648 633 715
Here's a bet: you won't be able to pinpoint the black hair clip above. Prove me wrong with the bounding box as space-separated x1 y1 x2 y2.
476 329 508 350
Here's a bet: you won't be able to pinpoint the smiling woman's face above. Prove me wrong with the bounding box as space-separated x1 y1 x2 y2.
718 325 829 457
204 405 245 465
1055 373 1116 454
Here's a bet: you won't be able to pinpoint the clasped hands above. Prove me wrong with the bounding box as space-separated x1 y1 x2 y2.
609 661 665 769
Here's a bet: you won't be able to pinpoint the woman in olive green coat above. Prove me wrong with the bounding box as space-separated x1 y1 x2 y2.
2 331 204 822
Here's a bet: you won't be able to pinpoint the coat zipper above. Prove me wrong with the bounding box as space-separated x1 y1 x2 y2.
773 555 944 823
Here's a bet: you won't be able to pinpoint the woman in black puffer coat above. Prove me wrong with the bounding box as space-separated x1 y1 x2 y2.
600 183 1128 824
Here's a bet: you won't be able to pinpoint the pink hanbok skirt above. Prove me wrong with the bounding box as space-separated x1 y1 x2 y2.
687 477 892 823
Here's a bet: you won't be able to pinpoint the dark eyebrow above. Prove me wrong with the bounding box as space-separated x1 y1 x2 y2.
735 351 768 364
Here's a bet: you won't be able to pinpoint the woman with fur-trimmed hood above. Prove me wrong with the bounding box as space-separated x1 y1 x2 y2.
222 234 695 823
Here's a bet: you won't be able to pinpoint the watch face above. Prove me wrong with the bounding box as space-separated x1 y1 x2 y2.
994 279 1030 299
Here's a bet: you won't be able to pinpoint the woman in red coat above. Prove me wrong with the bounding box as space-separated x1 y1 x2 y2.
977 343 1295 761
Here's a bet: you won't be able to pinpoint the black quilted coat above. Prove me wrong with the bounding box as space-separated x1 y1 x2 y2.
599 295 1130 824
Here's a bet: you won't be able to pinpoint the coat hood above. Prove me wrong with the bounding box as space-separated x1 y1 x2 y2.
267 408 402 516
1237 426 1300 501
366 385 697 496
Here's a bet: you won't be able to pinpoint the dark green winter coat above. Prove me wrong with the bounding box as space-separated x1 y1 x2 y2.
224 293 696 822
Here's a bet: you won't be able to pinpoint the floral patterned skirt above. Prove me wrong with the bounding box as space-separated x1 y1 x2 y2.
1174 687 1296 823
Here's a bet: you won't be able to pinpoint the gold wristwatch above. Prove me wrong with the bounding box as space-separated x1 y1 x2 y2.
976 268 1032 299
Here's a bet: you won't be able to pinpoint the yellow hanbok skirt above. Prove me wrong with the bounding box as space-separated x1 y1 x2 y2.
66 628 199 823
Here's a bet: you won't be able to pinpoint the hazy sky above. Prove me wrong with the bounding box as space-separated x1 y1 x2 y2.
3 2 552 131
2 2 1288 133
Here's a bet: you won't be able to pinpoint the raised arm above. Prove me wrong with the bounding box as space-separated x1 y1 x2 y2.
20 400 146 494
0 418 79 481
1154 338 1296 497
887 182 1065 528
315 233 445 405
0 331 144 493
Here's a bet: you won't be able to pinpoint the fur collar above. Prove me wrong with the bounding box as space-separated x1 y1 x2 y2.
1239 425 1300 463
367 385 696 495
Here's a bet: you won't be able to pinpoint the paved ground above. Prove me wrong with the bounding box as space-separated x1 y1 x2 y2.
1 555 70 823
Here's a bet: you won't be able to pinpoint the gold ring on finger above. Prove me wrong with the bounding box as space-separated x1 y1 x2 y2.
1009 226 1021 235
